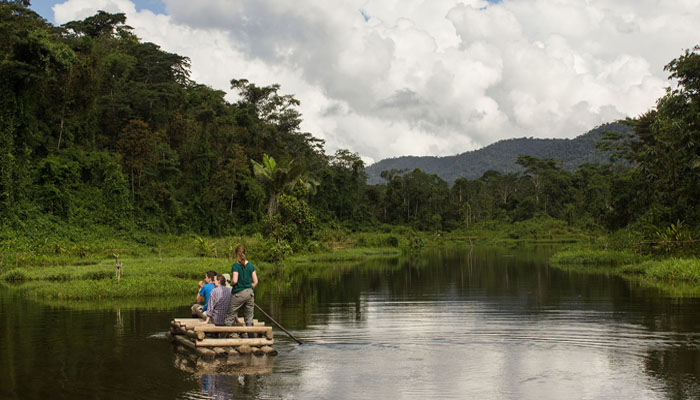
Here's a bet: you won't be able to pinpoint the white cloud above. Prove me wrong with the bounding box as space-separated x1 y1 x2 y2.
52 0 700 164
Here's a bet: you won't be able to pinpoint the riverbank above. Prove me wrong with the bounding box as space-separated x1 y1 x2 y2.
0 247 403 302
0 216 592 303
550 248 700 296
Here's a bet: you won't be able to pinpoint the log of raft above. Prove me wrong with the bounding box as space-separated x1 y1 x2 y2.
173 333 216 361
173 318 265 328
185 329 206 341
212 347 228 357
251 347 265 356
236 344 252 355
193 325 272 333
196 338 273 347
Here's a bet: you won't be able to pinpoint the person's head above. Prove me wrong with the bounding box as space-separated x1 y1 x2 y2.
215 274 226 287
235 245 247 267
205 270 217 283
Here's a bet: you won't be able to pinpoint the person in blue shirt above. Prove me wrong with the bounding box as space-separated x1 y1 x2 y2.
225 245 258 328
191 270 216 319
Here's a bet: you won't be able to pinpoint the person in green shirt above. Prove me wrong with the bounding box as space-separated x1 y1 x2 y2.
225 244 259 327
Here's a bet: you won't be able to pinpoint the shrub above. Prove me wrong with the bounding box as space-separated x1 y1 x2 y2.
194 236 212 257
385 235 399 247
81 271 113 280
251 238 293 263
407 234 425 251
1 269 28 282
46 273 72 281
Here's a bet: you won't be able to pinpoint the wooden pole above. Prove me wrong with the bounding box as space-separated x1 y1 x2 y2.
254 303 303 345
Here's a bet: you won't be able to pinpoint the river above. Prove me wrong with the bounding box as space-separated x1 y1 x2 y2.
1 246 699 399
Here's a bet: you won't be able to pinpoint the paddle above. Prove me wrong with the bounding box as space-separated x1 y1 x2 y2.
254 303 303 345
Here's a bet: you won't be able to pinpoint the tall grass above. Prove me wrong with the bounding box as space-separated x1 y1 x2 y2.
550 249 642 266
641 258 700 283
549 246 700 296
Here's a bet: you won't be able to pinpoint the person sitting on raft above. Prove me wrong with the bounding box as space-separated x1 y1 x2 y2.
191 270 216 319
225 245 258 328
204 274 231 327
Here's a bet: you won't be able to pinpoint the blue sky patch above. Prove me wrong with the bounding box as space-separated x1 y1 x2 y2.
359 9 370 22
30 0 166 24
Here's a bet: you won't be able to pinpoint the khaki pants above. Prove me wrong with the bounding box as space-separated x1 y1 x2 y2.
224 288 254 326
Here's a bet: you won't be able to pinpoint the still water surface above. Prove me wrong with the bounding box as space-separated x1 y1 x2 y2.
1 246 700 399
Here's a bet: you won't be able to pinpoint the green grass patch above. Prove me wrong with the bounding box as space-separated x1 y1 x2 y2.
40 295 193 311
640 258 700 283
550 244 700 296
450 216 591 245
0 246 401 303
290 247 400 263
11 275 194 300
550 249 642 266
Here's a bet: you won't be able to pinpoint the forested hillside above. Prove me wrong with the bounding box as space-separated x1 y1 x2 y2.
1 2 699 254
0 4 366 241
366 123 630 184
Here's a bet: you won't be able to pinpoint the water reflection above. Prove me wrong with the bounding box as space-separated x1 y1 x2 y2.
175 355 271 400
1 246 700 399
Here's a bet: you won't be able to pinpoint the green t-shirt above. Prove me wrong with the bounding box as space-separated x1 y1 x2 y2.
230 261 255 293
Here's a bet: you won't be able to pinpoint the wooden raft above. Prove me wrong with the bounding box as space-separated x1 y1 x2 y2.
168 318 277 362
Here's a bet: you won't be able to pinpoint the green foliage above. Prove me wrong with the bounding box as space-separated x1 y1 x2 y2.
194 236 212 257
2 0 700 279
261 239 293 263
1 269 27 282
651 220 697 255
406 234 426 251
642 258 700 283
600 229 645 251
550 249 641 266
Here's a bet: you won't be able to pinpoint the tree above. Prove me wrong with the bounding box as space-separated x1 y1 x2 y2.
601 46 700 228
116 119 162 197
63 11 128 38
252 154 307 217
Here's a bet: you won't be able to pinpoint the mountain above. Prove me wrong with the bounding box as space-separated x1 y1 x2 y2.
365 122 630 184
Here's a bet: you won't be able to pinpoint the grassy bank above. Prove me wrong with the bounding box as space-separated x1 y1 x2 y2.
549 248 700 296
0 216 594 304
0 246 402 303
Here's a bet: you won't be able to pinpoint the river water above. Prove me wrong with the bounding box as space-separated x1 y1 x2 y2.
1 246 699 399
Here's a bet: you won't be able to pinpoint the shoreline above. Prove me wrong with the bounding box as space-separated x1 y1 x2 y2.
549 248 700 297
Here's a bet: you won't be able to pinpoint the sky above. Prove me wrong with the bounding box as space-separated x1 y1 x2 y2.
30 0 700 164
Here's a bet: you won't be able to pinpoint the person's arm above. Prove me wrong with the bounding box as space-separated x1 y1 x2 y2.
196 282 204 304
231 271 239 285
251 270 258 288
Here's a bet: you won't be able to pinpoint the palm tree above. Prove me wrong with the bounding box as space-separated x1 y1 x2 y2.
252 154 316 216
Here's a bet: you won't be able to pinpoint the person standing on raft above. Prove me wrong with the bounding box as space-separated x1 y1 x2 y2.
225 245 258 327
